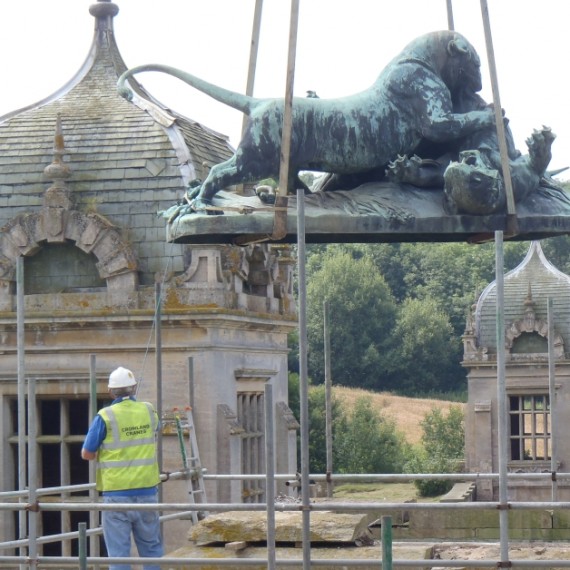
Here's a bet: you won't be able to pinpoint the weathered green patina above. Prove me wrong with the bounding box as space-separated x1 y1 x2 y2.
384 88 559 215
118 30 495 212
117 30 569 243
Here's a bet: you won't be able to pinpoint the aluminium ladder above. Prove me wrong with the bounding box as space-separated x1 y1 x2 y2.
174 406 208 524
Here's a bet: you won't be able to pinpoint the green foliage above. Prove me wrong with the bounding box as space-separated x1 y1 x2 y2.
541 235 570 275
421 406 465 459
405 406 465 497
300 240 561 397
405 448 455 497
335 397 409 474
294 384 409 474
387 297 462 394
306 248 397 389
288 372 301 421
306 385 346 474
299 240 570 397
287 330 299 374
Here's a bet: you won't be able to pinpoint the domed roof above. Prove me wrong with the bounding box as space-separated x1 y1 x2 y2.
0 0 235 287
474 241 570 354
0 0 232 214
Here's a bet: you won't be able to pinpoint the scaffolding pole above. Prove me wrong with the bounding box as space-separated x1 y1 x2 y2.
27 375 37 569
494 231 509 566
88 355 100 564
264 383 276 570
548 297 559 501
324 299 333 498
296 188 311 570
16 256 27 570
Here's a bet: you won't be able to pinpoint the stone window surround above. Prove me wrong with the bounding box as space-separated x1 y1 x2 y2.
0 206 139 300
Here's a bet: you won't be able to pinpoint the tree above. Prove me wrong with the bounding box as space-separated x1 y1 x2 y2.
421 406 465 460
306 249 397 389
405 406 465 496
387 297 462 394
335 397 409 474
305 385 347 474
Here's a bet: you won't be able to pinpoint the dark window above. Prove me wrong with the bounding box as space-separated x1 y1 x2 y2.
24 243 105 294
41 400 60 435
237 392 265 503
511 332 548 354
509 395 550 460
7 395 105 556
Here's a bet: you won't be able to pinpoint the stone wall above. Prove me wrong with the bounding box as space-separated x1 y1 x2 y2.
375 508 570 541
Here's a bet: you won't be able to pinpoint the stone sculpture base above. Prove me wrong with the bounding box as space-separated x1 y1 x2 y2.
166 182 570 245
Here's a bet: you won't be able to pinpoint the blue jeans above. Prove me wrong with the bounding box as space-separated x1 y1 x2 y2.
102 493 163 570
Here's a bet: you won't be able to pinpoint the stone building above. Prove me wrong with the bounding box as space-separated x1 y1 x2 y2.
0 0 298 556
463 241 570 501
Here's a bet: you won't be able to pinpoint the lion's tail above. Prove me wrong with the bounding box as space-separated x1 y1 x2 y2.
117 63 257 115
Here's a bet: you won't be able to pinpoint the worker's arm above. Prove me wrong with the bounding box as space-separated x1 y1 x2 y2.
81 414 105 461
81 448 97 460
81 448 96 460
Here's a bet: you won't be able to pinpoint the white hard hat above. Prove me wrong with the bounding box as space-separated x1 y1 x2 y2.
108 366 137 389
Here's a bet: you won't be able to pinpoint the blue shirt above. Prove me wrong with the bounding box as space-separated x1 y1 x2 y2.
83 396 158 496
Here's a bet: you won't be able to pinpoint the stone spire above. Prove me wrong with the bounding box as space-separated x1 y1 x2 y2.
43 115 72 209
523 282 536 331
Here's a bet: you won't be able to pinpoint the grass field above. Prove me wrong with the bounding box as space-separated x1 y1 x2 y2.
332 386 465 446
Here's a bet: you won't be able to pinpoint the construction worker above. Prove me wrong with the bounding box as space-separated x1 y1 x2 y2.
81 366 163 570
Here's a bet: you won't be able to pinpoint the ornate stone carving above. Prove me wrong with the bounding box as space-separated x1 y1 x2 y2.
0 119 139 302
505 284 564 357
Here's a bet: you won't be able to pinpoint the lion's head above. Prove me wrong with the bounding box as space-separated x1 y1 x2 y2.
406 31 483 95
443 33 483 93
443 149 505 215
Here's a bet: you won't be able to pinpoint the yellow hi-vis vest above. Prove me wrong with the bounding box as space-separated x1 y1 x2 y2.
96 399 160 492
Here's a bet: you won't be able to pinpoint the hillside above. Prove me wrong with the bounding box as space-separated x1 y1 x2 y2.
332 386 465 446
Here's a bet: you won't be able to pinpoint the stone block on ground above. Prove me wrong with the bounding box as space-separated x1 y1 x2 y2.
187 511 373 545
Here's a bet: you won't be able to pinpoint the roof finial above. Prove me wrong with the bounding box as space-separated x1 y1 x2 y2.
89 0 119 26
523 282 536 330
43 115 73 209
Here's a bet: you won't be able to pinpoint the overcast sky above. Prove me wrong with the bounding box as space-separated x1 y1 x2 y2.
0 0 568 176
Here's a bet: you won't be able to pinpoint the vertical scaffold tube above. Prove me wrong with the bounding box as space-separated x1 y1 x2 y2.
548 298 558 501
324 299 333 498
381 515 393 570
297 189 311 570
495 231 509 565
265 383 276 570
16 256 27 570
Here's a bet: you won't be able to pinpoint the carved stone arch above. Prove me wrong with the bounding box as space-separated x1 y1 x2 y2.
505 316 564 358
0 206 138 292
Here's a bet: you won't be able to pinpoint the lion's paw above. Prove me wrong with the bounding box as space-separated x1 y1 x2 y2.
386 154 423 182
162 203 193 224
526 126 556 175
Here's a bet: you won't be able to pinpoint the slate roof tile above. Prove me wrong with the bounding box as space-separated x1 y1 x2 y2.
0 0 234 282
475 241 570 352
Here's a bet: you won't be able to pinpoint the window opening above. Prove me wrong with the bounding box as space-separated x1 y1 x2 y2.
237 392 265 503
24 243 105 294
511 331 548 354
7 395 104 556
509 395 551 460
